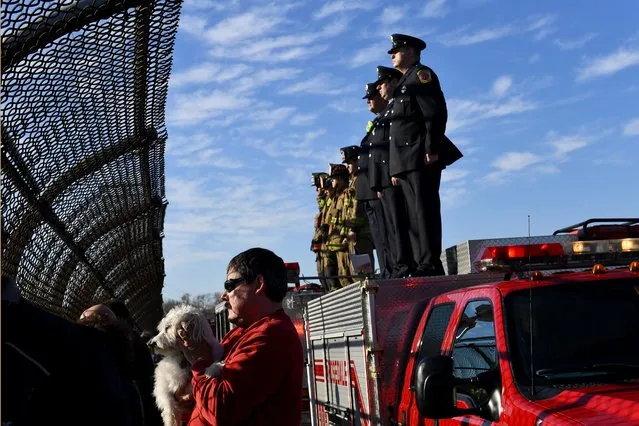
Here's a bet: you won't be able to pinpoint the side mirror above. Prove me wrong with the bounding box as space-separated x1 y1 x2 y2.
415 355 456 419
415 356 502 422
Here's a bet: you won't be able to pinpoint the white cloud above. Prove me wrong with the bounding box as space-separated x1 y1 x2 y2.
248 129 330 159
623 117 639 136
291 114 319 126
182 0 233 11
167 134 244 169
280 73 342 95
441 169 469 183
329 98 364 113
447 97 537 132
439 25 514 46
168 90 253 126
203 7 286 44
492 152 541 172
554 33 597 50
170 63 248 87
348 42 387 68
423 0 449 18
577 48 639 82
491 75 512 97
529 53 541 64
527 14 557 40
548 135 589 157
441 187 468 208
379 7 406 24
313 1 376 20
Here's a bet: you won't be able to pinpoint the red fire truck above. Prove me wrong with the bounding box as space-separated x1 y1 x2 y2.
304 218 639 425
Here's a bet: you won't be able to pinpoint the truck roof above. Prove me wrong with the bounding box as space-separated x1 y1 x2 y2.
446 268 639 297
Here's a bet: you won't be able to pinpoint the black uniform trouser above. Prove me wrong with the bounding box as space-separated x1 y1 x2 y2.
380 185 414 278
363 199 391 278
399 165 445 276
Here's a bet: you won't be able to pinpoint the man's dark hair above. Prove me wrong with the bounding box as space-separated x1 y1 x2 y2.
227 248 288 302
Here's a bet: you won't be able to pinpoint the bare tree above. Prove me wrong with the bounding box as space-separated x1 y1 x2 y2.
162 292 223 320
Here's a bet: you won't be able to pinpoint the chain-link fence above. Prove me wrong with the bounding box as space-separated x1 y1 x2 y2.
1 0 182 331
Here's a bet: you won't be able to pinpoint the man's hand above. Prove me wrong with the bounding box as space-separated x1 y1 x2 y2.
424 153 439 165
377 191 382 199
177 322 214 365
391 177 401 186
348 231 357 242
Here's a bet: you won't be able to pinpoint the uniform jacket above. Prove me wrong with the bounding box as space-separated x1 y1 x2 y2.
388 62 462 176
327 190 348 252
311 194 326 253
188 309 303 426
343 176 371 237
368 103 393 191
355 119 379 201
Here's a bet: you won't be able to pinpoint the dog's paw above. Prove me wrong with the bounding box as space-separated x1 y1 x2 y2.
204 361 224 378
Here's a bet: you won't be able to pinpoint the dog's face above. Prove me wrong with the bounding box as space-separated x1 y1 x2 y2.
149 304 211 357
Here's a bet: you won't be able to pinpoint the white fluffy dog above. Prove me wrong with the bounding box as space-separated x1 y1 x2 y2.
149 304 224 426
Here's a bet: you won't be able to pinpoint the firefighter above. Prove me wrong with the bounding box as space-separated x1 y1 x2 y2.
318 172 340 292
382 34 462 277
340 145 375 277
369 67 415 279
310 172 328 289
325 163 351 289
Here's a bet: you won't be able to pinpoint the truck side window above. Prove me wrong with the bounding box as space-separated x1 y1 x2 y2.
412 302 456 387
451 299 498 407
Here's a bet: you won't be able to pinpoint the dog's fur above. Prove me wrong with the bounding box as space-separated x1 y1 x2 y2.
150 304 224 426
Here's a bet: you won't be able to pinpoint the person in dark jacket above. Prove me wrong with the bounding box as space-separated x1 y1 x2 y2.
105 299 164 426
2 274 133 426
382 33 463 277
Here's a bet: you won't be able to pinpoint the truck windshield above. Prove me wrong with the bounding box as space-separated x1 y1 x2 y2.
504 277 639 397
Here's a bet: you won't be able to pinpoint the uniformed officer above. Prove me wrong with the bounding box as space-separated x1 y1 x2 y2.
339 145 376 276
370 67 415 278
382 33 463 277
350 83 394 278
310 172 328 288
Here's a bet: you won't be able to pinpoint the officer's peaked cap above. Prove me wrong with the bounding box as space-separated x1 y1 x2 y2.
375 66 402 84
362 83 380 99
340 146 360 163
388 33 427 54
328 163 348 177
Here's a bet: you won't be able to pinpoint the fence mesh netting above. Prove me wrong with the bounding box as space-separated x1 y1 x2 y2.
1 0 183 331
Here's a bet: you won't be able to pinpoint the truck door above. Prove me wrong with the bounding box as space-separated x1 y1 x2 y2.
440 289 503 426
399 290 503 426
398 299 457 426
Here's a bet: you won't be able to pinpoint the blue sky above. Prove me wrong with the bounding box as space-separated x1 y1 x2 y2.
160 0 639 299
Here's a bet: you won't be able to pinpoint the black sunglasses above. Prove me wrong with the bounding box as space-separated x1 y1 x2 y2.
224 277 246 293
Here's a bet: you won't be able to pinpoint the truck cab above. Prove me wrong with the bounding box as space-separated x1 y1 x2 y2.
402 269 639 425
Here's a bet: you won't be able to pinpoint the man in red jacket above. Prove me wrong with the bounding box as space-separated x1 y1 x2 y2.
176 247 303 426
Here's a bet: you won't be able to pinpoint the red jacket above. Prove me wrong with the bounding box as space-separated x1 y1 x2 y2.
188 309 303 426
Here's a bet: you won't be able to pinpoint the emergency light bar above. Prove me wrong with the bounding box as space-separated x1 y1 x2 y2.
476 238 639 273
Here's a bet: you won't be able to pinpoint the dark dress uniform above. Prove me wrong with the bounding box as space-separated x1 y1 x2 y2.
351 84 393 278
385 34 463 276
368 100 415 278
